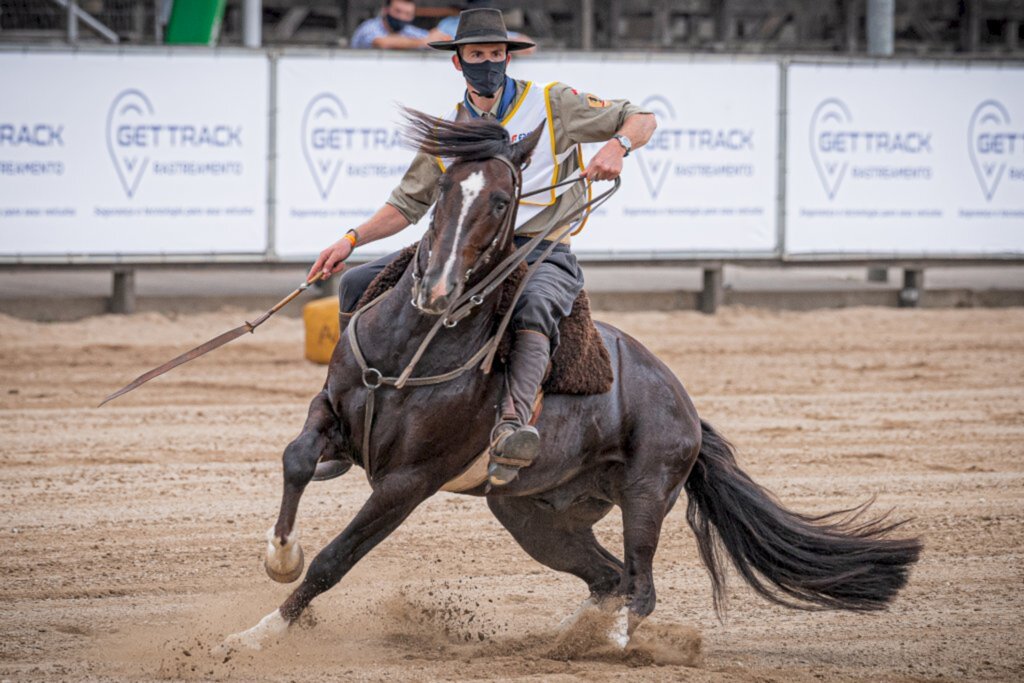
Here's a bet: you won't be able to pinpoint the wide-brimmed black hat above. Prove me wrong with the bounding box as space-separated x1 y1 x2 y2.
428 8 535 52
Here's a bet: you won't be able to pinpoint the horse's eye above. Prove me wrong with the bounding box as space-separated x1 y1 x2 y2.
492 198 509 215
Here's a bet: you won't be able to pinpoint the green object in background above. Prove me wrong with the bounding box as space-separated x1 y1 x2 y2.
165 0 228 46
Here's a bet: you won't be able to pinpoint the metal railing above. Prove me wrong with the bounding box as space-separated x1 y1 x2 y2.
2 0 1022 54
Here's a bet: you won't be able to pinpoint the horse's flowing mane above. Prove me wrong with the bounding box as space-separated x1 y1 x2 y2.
402 107 513 163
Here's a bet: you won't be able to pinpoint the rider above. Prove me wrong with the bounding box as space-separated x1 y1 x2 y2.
308 8 657 485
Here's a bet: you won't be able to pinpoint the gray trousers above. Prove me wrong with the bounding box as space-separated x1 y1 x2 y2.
338 236 584 348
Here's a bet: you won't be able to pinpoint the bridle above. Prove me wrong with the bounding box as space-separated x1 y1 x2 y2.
409 154 522 320
344 154 620 467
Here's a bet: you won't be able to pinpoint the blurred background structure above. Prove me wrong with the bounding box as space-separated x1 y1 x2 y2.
1 1 1022 318
1 0 1022 54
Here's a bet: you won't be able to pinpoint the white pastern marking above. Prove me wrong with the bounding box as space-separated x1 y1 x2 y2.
608 606 630 650
437 170 485 296
265 525 300 570
221 609 289 652
557 596 597 631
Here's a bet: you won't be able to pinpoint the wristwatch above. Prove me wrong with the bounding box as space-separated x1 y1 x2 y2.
612 134 632 157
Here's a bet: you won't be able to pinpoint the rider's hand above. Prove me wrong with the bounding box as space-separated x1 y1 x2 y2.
307 237 354 281
582 140 625 182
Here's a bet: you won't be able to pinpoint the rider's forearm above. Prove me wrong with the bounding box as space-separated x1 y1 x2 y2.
351 204 411 246
617 113 657 151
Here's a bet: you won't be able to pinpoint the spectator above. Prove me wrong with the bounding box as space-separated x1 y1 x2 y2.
435 0 536 54
351 0 447 50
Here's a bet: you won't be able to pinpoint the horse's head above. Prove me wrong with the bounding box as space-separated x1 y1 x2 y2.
402 109 544 315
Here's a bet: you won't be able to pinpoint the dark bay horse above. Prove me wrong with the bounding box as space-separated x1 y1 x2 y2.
223 111 921 651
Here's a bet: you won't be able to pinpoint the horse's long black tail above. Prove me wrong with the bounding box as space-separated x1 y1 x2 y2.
685 420 922 615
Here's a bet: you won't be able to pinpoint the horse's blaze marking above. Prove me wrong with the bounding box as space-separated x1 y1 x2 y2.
433 170 485 301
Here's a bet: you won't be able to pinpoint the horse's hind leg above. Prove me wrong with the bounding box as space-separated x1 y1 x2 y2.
487 496 623 613
608 479 685 647
265 390 345 583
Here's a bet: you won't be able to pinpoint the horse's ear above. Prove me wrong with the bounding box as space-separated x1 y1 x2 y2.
509 121 546 169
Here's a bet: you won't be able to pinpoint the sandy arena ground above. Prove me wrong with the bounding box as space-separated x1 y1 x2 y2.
1 306 1022 682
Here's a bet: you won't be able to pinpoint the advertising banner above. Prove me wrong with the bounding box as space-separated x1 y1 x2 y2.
0 52 268 256
787 64 1024 255
275 56 780 258
274 54 455 257
514 58 780 255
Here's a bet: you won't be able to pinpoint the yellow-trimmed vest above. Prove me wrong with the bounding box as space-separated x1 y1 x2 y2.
437 81 589 235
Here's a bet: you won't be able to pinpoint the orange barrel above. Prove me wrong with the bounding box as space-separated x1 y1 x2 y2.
303 296 340 364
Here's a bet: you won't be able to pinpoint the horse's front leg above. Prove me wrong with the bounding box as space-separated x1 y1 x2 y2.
264 390 348 583
225 469 440 651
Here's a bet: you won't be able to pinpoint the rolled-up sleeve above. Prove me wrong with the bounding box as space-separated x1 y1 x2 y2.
547 83 652 150
385 151 443 224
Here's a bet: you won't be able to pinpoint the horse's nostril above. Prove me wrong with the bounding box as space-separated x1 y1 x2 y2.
430 281 448 303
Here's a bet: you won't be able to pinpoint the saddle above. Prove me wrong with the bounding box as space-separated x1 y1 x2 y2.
355 243 613 396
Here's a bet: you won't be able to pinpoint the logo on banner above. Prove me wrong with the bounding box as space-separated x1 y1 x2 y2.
968 100 1020 201
106 90 154 198
0 123 68 177
810 97 933 200
105 89 244 198
301 93 348 200
809 98 852 200
635 95 675 200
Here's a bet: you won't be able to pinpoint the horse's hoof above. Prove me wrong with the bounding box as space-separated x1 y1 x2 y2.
488 462 521 486
312 459 351 481
264 528 304 583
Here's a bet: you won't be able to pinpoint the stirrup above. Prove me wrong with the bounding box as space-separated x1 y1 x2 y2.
488 423 540 486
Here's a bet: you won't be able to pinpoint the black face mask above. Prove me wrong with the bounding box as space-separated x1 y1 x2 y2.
460 57 507 98
385 13 408 32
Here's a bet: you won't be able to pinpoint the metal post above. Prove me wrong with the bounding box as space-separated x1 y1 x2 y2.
243 0 262 48
700 267 724 314
154 0 163 43
110 269 137 315
775 60 788 258
345 0 359 44
898 268 924 308
1008 20 1020 51
714 0 733 45
607 0 621 47
959 1 979 53
843 0 858 53
67 0 79 43
866 0 893 283
132 0 145 42
580 0 594 50
53 0 120 43
653 0 671 48
266 54 278 257
866 0 894 55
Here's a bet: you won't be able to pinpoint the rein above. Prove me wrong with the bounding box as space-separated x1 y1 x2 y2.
346 159 620 468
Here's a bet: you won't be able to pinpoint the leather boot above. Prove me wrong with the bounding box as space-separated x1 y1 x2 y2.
489 330 550 486
313 311 355 482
